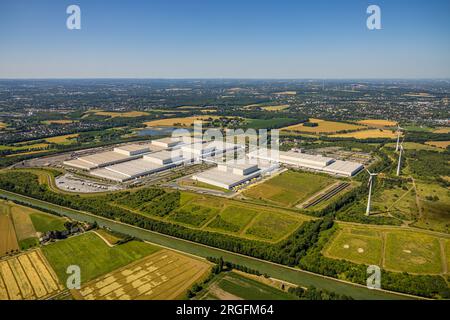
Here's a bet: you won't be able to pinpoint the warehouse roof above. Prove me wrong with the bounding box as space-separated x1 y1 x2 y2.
77 151 131 166
114 143 152 152
322 160 364 176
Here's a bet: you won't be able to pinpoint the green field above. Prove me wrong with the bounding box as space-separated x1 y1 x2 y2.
206 206 258 233
413 182 450 233
370 183 419 220
244 212 301 241
324 224 449 275
168 203 219 227
325 230 383 265
165 192 310 242
30 212 68 232
384 231 442 274
198 272 297 300
385 142 443 152
243 170 337 208
245 118 295 130
42 232 159 284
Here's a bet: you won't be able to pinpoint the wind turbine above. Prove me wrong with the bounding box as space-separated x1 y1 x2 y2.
366 169 379 216
396 139 404 176
395 125 403 152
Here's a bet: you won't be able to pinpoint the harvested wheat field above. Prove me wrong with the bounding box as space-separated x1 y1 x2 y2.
10 205 37 241
0 250 63 300
144 116 221 127
331 129 398 139
45 134 79 144
94 111 150 118
357 119 397 127
42 120 76 125
433 127 450 134
0 203 19 257
74 249 211 300
282 118 365 134
425 141 450 149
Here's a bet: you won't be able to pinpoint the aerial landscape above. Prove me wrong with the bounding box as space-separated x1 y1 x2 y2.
0 0 449 313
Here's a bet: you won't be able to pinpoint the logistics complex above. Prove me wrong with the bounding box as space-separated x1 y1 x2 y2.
64 137 243 182
248 149 364 177
64 137 363 188
192 160 278 190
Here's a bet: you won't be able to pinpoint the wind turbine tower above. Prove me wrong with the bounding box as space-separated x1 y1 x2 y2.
366 169 379 216
395 125 403 152
396 142 404 176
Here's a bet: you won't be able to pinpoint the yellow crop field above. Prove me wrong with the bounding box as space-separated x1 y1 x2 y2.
5 150 48 158
0 122 6 129
0 250 63 300
42 120 76 125
177 106 201 109
433 127 450 134
74 249 211 300
261 105 290 111
94 111 150 118
282 118 365 134
425 141 450 149
273 91 297 95
0 201 19 257
331 129 398 139
45 134 79 144
0 142 49 152
357 119 398 127
144 116 221 127
10 205 37 241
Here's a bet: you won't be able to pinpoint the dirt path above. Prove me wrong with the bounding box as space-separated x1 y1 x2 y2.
439 239 448 275
380 232 387 268
411 177 423 220
92 231 115 248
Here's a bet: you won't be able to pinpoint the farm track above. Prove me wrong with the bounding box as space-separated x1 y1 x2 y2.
0 188 422 300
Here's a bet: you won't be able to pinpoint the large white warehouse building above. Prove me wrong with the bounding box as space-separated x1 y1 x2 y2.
248 149 363 177
192 160 277 190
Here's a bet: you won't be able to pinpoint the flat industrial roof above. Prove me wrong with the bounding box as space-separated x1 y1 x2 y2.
90 168 130 181
193 166 261 187
63 159 97 170
78 151 131 166
144 149 182 161
104 159 171 177
323 160 364 175
152 137 182 144
115 143 152 152
279 151 334 165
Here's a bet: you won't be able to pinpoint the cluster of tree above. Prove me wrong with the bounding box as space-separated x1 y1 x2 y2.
406 150 450 182
288 286 353 300
206 257 264 276
110 188 180 217
303 122 318 127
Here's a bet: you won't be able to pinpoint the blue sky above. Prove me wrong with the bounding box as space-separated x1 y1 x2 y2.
0 0 449 78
